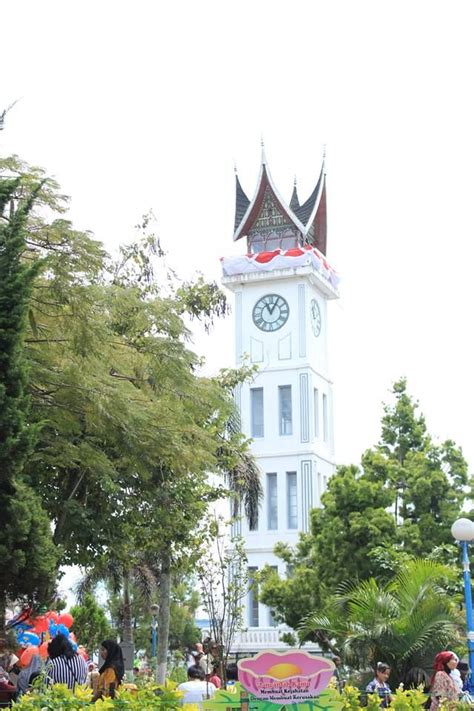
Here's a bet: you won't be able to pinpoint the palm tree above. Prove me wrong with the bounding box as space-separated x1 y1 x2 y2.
77 555 156 652
299 559 463 689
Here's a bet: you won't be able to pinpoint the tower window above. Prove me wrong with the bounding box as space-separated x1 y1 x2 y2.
250 387 264 438
314 388 320 438
267 473 278 530
322 392 328 442
287 472 298 529
279 385 292 436
248 567 259 627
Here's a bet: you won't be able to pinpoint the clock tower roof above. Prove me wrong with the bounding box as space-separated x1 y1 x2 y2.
290 178 300 212
233 152 328 255
234 171 251 232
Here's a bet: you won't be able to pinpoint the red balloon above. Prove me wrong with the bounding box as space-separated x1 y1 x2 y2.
39 642 49 659
57 613 74 628
46 611 59 622
20 647 39 667
32 616 49 633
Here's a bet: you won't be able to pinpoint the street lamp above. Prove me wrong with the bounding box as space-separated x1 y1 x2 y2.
451 517 474 692
150 604 159 659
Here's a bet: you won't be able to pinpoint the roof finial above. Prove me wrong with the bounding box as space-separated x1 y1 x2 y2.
260 135 267 165
322 144 327 161
234 161 238 175
294 175 297 187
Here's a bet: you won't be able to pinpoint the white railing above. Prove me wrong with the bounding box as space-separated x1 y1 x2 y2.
231 628 320 653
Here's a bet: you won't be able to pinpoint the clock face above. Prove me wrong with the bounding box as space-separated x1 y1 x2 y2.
252 294 289 332
310 298 322 337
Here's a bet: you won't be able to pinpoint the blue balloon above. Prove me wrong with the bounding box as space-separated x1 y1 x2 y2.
22 632 40 646
15 623 29 633
56 624 69 637
49 621 57 635
71 643 78 651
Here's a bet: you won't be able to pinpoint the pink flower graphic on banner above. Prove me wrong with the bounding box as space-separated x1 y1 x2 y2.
238 651 334 703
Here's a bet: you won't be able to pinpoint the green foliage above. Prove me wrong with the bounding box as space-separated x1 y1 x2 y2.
0 173 58 619
11 680 183 709
300 559 462 689
259 379 471 637
69 593 112 657
0 152 260 679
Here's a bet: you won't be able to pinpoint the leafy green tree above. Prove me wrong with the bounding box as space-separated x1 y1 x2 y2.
373 378 471 554
69 593 112 657
1 155 261 676
259 464 397 637
0 175 58 627
299 560 462 689
259 379 471 636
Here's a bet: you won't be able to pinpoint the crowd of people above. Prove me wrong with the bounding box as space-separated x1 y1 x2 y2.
1 633 472 709
359 651 470 709
0 634 124 702
177 640 240 705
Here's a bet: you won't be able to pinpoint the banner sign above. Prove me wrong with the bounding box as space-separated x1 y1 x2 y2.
203 650 340 711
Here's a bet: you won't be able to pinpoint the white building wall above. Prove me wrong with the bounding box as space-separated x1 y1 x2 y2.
223 265 338 650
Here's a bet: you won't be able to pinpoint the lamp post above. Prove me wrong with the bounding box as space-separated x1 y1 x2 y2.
451 517 474 692
150 604 159 659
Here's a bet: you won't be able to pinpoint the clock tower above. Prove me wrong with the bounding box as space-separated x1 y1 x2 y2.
221 149 339 652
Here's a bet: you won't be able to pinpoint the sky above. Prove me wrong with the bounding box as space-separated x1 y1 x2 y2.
2 0 474 597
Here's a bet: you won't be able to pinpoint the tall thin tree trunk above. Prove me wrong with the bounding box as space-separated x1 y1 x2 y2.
0 593 6 635
122 570 134 672
156 554 171 684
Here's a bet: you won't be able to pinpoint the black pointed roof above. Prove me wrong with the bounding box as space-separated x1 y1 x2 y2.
234 174 250 232
294 167 323 226
289 182 300 212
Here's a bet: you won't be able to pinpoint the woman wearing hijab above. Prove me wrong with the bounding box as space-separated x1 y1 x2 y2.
430 651 459 710
93 640 124 700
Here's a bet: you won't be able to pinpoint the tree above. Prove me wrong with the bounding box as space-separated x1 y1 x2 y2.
70 593 112 657
1 155 262 678
373 378 471 555
0 175 58 627
259 379 471 636
196 517 249 683
258 464 397 638
299 560 462 689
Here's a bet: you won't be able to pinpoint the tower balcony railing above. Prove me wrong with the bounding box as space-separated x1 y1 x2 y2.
230 627 321 653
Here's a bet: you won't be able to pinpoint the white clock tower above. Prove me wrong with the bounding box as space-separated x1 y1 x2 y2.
221 149 339 652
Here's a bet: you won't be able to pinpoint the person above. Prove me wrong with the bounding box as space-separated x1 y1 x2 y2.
0 666 16 693
430 651 459 711
17 654 42 695
366 662 393 708
46 634 87 689
86 661 100 695
0 639 19 674
225 662 238 687
177 664 217 706
446 652 462 694
208 662 222 689
93 639 124 700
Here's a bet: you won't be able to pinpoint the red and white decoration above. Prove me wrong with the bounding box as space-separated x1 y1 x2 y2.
221 245 339 289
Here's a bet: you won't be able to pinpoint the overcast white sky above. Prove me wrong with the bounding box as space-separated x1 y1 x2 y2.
2 1 474 495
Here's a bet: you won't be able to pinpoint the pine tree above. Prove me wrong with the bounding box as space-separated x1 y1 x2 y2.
0 178 58 627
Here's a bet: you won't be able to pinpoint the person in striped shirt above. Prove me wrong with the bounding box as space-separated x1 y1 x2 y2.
46 634 87 689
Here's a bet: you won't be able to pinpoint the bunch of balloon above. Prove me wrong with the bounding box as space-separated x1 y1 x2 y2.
14 610 76 666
